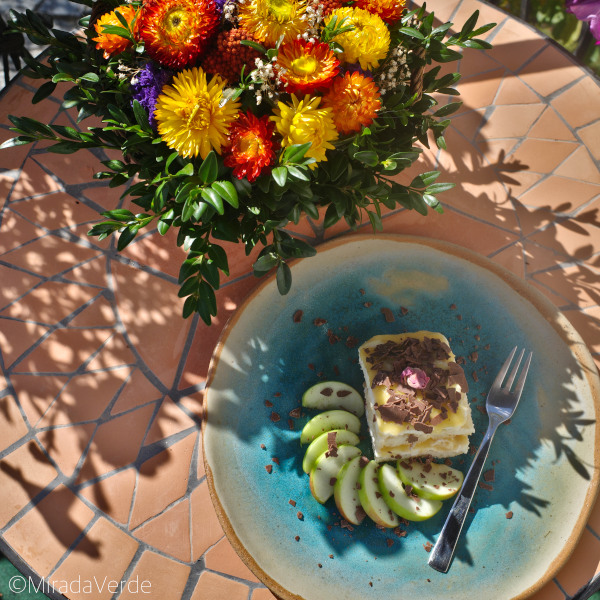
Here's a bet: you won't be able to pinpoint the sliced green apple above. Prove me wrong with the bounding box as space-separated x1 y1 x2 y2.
309 445 362 504
357 460 399 528
302 429 361 474
300 409 361 445
302 381 365 417
334 455 368 525
397 459 464 501
378 463 442 522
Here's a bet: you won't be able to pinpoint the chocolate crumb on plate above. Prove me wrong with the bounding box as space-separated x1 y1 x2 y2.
293 309 303 323
297 512 304 520
295 535 300 541
270 411 281 422
400 306 409 315
289 499 296 507
264 399 273 407
506 511 513 519
483 468 495 482
423 542 433 552
313 317 327 326
381 307 395 322
479 481 493 491
265 465 273 474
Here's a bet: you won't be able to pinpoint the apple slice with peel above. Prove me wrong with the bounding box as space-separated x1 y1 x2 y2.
334 455 369 525
378 463 442 521
309 445 362 504
397 459 464 501
302 429 361 474
302 381 365 417
357 460 399 528
300 410 361 445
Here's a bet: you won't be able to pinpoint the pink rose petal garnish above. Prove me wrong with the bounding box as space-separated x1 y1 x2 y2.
401 367 430 389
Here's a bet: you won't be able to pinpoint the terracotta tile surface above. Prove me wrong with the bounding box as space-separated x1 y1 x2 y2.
48 517 139 600
204 537 260 582
2 485 95 577
190 571 249 600
1 1 599 599
117 550 190 600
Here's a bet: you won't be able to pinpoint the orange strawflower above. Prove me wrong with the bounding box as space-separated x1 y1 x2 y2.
277 38 339 95
138 0 219 69
321 72 381 134
354 0 406 23
223 112 279 182
93 5 137 59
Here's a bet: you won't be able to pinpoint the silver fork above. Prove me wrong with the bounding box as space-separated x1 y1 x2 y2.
428 346 533 573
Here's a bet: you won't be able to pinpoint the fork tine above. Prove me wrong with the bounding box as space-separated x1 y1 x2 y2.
491 346 517 389
504 348 525 389
512 351 532 402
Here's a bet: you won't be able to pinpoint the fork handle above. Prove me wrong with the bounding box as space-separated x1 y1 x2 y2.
428 420 499 573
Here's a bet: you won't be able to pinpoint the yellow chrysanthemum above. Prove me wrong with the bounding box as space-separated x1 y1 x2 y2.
354 0 406 24
238 0 307 46
155 67 241 159
270 94 338 168
322 72 381 134
93 5 137 59
324 7 390 71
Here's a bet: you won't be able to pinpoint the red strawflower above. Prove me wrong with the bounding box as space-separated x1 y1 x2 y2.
138 0 219 69
223 112 279 182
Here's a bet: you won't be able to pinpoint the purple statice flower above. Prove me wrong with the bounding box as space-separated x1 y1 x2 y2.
213 0 229 11
566 0 600 44
131 62 173 129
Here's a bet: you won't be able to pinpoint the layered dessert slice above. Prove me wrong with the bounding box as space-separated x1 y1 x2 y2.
358 331 474 460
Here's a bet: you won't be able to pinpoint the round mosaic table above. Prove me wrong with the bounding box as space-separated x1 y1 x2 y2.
1 1 599 599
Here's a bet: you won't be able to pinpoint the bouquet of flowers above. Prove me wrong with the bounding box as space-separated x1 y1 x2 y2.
3 0 494 324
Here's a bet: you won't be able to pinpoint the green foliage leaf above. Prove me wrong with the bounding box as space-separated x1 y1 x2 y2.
276 261 292 295
253 252 278 274
198 151 218 184
211 180 239 208
354 151 379 167
272 166 288 187
201 187 224 214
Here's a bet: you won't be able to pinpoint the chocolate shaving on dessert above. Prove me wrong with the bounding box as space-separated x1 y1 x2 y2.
359 456 370 468
407 434 419 443
414 422 433 434
320 387 334 397
366 336 470 429
293 309 303 323
337 389 352 397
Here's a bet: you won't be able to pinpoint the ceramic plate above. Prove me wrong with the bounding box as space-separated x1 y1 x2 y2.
203 235 599 600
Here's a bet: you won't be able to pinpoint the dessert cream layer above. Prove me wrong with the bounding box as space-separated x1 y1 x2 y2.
358 331 475 460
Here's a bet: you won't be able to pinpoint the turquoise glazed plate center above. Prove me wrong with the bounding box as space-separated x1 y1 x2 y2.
203 235 599 600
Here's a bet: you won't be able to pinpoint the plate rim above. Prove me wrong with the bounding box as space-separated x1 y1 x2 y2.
202 233 600 600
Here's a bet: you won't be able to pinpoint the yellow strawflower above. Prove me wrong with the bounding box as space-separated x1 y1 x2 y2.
325 7 390 71
271 95 338 168
238 0 307 46
155 67 240 159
